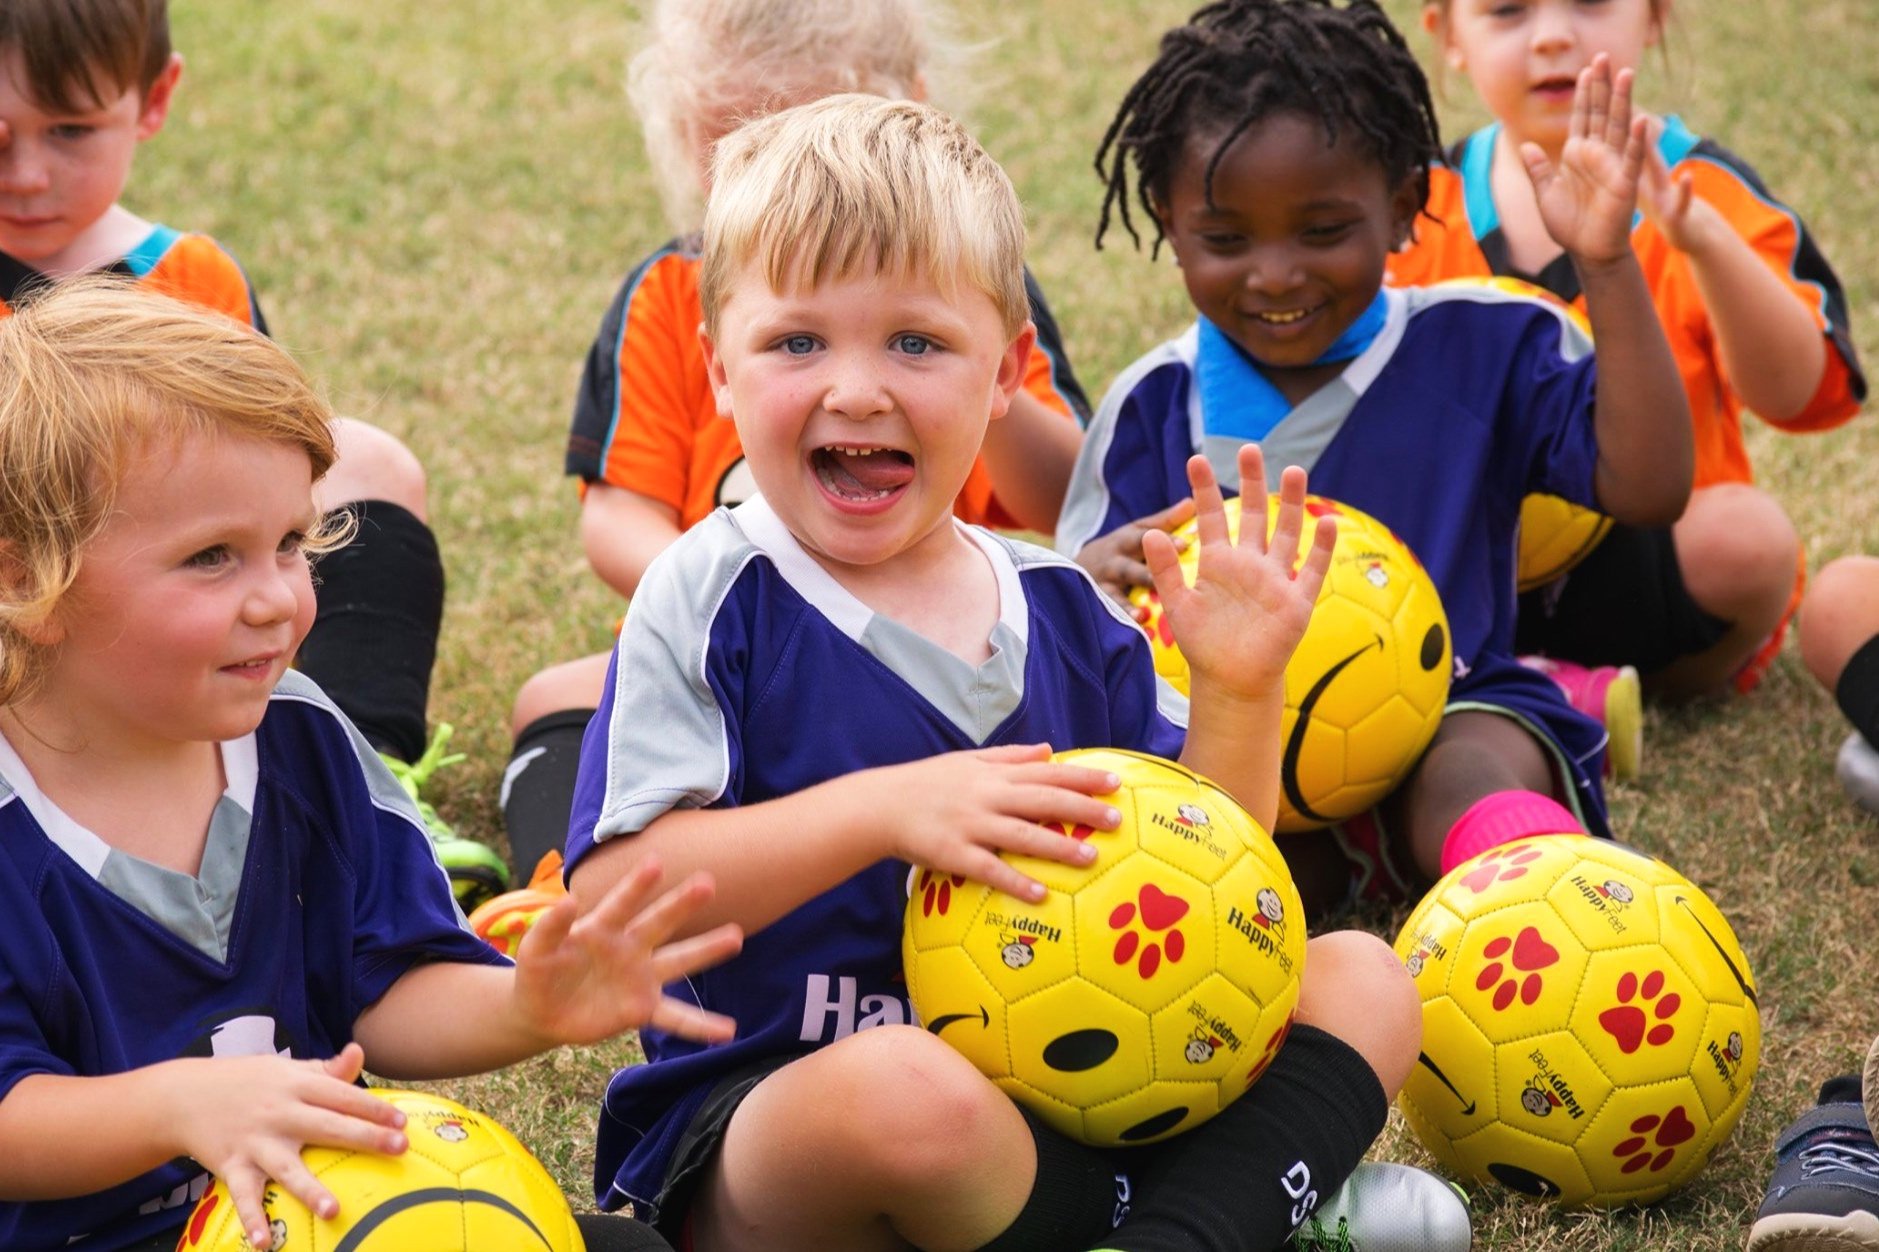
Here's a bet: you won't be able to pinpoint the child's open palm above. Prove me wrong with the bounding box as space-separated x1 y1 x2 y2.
511 857 742 1047
1521 54 1649 267
1144 446 1335 701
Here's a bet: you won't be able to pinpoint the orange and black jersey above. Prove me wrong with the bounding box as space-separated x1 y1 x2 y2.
0 225 265 331
1389 118 1864 489
564 235 1092 532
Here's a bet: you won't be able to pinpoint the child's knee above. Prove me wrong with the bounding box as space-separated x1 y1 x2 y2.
1675 485 1797 612
318 417 430 519
775 1026 1023 1182
1800 556 1879 689
511 653 610 736
1295 930 1420 1098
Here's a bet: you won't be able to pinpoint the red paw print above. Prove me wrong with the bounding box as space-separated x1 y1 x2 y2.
1598 970 1681 1054
1059 821 1096 841
1458 844 1547 894
1109 883 1189 979
918 870 966 916
1613 1104 1697 1174
1475 926 1560 1011
1141 595 1174 647
1245 1013 1293 1088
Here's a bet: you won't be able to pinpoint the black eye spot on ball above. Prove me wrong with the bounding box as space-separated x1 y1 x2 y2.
1420 623 1446 671
1119 1107 1190 1142
1042 1029 1120 1072
1488 1162 1561 1198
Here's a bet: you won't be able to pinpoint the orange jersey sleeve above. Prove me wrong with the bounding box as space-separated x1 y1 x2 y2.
0 227 265 331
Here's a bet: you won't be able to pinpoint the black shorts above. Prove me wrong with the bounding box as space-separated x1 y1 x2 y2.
1514 522 1730 675
642 1053 801 1241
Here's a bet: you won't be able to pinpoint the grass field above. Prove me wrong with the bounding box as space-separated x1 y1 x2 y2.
154 0 1879 1246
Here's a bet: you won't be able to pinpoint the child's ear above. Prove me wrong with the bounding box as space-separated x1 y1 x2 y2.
0 544 61 647
698 322 735 419
1421 5 1464 72
1646 0 1671 47
1388 175 1421 253
135 54 183 141
988 322 1037 421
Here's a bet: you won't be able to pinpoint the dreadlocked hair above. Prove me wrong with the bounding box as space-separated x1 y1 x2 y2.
1095 0 1441 254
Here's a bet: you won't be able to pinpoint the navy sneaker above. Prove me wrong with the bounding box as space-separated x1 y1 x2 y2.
1747 1080 1879 1251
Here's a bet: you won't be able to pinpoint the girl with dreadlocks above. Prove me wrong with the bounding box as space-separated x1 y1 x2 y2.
1395 1 1879 817
1058 0 1692 914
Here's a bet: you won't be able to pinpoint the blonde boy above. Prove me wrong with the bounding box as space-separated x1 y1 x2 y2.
565 95 1422 1251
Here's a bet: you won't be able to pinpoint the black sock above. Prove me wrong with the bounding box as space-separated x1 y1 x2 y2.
1836 635 1879 748
977 1106 1127 1252
1820 1072 1863 1106
1104 1025 1387 1252
503 709 595 880
300 500 444 763
574 1212 677 1251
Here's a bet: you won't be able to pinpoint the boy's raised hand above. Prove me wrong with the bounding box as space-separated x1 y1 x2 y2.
170 1043 406 1250
1520 54 1650 268
1144 447 1334 701
511 857 743 1047
884 743 1122 903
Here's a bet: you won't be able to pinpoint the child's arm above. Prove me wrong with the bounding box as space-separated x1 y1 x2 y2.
1522 56 1692 526
977 389 1085 534
1640 150 1829 422
569 744 1123 940
1147 446 1335 832
580 482 684 600
0 1045 403 1251
353 856 740 1077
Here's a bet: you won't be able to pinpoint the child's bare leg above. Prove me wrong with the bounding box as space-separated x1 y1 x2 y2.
1295 930 1420 1098
1648 483 1797 699
313 416 429 519
693 1026 1037 1252
1394 711 1556 880
1800 556 1879 693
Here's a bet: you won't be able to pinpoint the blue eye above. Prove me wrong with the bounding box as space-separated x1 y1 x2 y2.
895 334 933 356
781 335 818 355
183 545 230 570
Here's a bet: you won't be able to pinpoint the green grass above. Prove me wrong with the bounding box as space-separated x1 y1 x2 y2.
152 1 1879 1246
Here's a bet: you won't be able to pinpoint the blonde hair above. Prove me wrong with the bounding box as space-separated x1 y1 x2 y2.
699 95 1028 342
627 0 958 230
0 280 343 706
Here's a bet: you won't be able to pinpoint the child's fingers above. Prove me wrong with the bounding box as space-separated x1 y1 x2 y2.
1013 759 1123 797
1291 516 1339 606
1606 65 1636 151
650 923 745 984
1142 528 1186 607
1139 496 1198 535
1570 64 1590 145
304 1077 409 1132
958 842 1049 904
291 1104 409 1158
605 873 721 955
1233 445 1269 552
1266 464 1310 570
1620 114 1650 194
1183 454 1230 550
518 889 581 958
225 1167 280 1252
1003 782 1122 837
1518 141 1555 195
984 818 1100 874
259 1143 342 1227
320 1042 367 1085
973 742 1054 766
647 995 739 1045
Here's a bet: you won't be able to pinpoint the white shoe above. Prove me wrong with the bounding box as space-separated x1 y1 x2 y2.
1837 733 1879 817
1292 1161 1472 1251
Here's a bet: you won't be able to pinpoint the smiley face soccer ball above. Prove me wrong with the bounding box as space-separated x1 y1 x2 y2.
176 1090 581 1251
902 748 1305 1148
1394 834 1760 1208
1129 494 1451 832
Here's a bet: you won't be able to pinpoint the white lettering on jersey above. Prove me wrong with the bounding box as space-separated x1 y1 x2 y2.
800 975 909 1042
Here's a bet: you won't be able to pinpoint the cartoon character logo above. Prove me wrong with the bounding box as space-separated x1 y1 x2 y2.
1520 1085 1554 1117
1184 1027 1221 1065
1255 887 1285 928
1597 880 1635 905
1405 952 1426 978
1725 1031 1744 1064
1364 561 1389 589
1176 803 1210 827
999 931 1037 970
434 1119 469 1143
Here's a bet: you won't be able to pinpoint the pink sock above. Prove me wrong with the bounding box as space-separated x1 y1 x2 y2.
1439 790 1583 875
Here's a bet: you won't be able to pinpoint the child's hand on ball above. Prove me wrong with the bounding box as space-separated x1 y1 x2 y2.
1145 446 1334 703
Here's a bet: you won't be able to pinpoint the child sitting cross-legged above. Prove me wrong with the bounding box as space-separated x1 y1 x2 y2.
564 92 1452 1252
0 282 742 1252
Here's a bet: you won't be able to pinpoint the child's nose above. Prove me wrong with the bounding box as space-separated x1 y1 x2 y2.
1242 245 1304 296
1530 2 1576 50
244 566 304 626
0 137 50 196
822 355 891 418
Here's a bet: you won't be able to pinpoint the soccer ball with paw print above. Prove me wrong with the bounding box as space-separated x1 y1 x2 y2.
1394 833 1760 1208
903 749 1303 1147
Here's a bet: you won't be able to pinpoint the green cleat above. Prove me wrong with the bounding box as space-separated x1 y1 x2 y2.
381 724 510 911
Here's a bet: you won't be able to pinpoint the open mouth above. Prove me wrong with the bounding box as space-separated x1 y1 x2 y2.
1532 75 1577 97
1253 308 1312 326
811 444 915 503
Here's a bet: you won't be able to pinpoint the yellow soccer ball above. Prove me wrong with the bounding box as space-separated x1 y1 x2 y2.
176 1091 583 1251
1395 834 1760 1208
1129 495 1451 832
903 749 1304 1147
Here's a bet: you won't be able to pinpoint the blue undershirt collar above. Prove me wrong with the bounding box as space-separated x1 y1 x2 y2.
1196 290 1387 441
